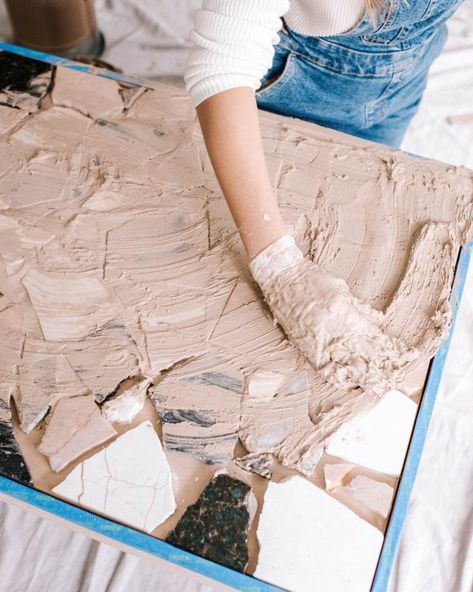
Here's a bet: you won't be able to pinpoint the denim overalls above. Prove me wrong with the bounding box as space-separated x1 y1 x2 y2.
255 0 464 147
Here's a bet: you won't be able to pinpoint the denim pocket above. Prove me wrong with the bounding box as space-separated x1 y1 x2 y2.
256 47 294 97
255 49 408 131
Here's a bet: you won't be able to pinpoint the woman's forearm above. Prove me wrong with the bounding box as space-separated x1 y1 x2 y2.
196 87 286 260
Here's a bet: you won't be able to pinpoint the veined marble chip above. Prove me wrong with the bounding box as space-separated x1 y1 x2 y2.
52 421 176 532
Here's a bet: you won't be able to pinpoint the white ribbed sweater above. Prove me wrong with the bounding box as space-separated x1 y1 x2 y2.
184 0 366 107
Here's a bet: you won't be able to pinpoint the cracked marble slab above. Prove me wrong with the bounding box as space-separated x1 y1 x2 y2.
254 476 383 592
326 389 417 475
52 420 176 532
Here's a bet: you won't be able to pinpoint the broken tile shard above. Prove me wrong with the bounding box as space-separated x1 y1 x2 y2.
21 269 119 342
0 420 32 484
38 395 117 472
326 390 417 475
101 379 150 425
166 473 255 572
0 52 53 112
17 351 90 433
346 476 394 519
150 354 243 465
235 452 273 479
254 476 383 592
52 67 124 119
323 463 354 491
52 421 176 532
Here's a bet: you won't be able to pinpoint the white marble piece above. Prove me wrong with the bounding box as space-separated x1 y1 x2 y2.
254 476 383 592
326 390 417 476
347 476 394 519
323 463 354 491
101 379 151 425
52 421 176 532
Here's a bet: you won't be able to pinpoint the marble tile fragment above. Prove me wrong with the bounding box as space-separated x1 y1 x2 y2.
0 420 32 484
21 269 119 342
323 463 354 491
346 476 394 519
101 379 150 425
150 354 243 464
38 395 117 472
326 390 417 475
52 67 124 118
17 351 90 433
254 476 383 592
52 421 176 532
235 452 273 479
166 473 255 572
0 52 53 112
240 370 323 476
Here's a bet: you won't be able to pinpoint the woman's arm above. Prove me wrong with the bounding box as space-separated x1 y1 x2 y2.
196 86 286 260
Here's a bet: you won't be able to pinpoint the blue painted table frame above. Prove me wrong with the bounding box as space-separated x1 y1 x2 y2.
0 42 471 592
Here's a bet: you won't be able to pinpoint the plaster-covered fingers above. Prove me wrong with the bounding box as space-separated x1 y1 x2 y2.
250 234 417 395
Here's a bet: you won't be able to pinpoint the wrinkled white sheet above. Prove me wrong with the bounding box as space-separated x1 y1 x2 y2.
0 1 472 591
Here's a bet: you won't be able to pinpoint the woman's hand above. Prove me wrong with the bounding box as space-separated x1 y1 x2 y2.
250 235 418 394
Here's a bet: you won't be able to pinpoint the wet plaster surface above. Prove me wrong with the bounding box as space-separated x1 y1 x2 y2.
0 50 472 587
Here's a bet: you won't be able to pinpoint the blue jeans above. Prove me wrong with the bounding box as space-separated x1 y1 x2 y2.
255 0 464 147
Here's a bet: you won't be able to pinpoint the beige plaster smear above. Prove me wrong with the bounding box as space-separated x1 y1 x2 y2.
0 62 472 585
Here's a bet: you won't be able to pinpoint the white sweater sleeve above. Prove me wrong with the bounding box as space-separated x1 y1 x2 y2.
184 0 290 108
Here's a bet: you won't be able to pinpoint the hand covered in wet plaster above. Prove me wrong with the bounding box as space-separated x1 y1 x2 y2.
249 235 417 394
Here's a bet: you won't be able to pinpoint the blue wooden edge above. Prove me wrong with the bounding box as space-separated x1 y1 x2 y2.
0 41 470 592
0 478 283 592
371 241 472 591
0 41 152 89
1 245 469 592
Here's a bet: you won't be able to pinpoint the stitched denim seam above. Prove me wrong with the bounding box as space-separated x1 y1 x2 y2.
289 47 415 78
364 71 402 127
290 34 420 61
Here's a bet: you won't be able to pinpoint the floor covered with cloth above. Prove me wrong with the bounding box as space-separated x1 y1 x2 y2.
0 1 473 591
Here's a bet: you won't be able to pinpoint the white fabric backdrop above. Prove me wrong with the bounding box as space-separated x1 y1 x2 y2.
0 1 472 591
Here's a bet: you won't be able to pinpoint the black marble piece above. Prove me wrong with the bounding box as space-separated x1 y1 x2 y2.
0 420 32 484
0 51 53 110
166 473 253 572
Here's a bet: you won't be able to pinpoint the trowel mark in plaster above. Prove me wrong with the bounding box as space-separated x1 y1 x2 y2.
239 369 323 477
0 63 470 498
